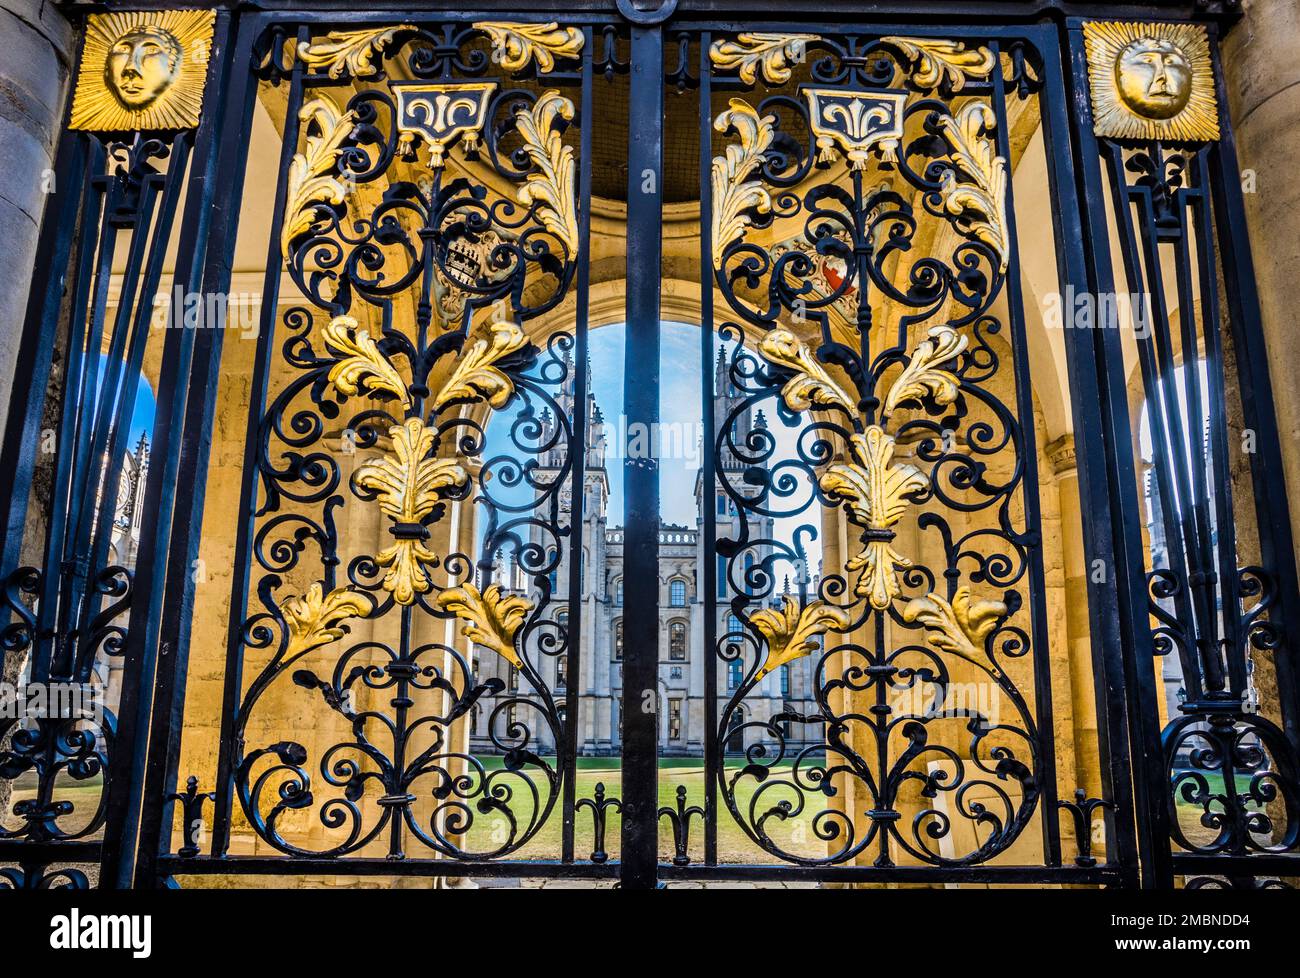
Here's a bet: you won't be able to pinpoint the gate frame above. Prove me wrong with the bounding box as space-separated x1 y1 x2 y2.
0 0 1292 891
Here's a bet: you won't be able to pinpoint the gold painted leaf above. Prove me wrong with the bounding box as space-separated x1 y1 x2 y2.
282 97 357 259
902 586 1008 665
936 101 1009 273
711 100 775 267
282 583 374 661
436 583 532 670
880 36 996 92
475 21 584 74
819 427 928 609
709 33 820 85
882 325 967 419
353 419 469 604
515 91 579 257
757 328 857 416
433 320 529 411
751 597 852 679
296 25 414 79
321 315 409 406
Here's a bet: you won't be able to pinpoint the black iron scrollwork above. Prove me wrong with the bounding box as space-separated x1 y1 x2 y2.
226 22 586 862
706 33 1046 867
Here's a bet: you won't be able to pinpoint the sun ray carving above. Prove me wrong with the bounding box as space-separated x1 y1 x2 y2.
70 10 216 131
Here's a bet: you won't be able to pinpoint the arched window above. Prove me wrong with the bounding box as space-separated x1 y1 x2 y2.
728 658 743 689
669 620 687 660
613 620 623 660
670 579 686 606
614 578 623 606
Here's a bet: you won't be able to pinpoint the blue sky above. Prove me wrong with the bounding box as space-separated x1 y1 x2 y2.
480 322 822 575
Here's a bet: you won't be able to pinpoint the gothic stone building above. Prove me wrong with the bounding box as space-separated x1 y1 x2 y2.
471 352 819 757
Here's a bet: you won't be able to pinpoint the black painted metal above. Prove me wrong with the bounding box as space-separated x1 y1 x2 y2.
621 21 665 891
1 0 1295 892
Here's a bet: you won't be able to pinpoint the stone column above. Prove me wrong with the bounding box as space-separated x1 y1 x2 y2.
1222 1 1300 572
0 2 72 819
0 0 73 447
1047 436 1101 801
1222 2 1300 815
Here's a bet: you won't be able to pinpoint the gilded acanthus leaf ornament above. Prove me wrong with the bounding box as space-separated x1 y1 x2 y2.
281 583 374 661
751 597 853 680
296 25 414 79
281 96 357 259
514 91 579 257
935 101 1009 273
433 320 529 411
436 583 532 670
322 315 409 406
711 100 775 267
708 33 820 85
879 36 996 92
820 427 928 610
757 329 857 416
474 21 584 74
902 586 1008 667
882 325 967 418
353 418 469 605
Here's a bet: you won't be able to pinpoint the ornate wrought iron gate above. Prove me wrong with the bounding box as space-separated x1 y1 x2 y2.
0 1 1296 890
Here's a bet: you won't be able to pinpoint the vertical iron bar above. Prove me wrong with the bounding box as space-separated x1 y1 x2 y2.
1043 22 1142 887
988 41 1061 867
1206 39 1300 754
697 30 718 867
129 10 258 887
89 137 190 884
209 27 310 857
620 20 664 890
561 26 595 864
1186 152 1243 696
1064 21 1172 888
0 133 93 572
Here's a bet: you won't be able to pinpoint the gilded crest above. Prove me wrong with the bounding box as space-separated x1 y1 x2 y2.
802 88 907 169
70 9 216 131
393 82 497 169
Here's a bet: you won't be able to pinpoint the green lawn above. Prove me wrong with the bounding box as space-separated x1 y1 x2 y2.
455 757 830 863
7 764 1273 862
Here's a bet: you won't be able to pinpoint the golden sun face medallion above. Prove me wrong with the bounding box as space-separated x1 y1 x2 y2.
1083 21 1219 142
70 10 215 131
